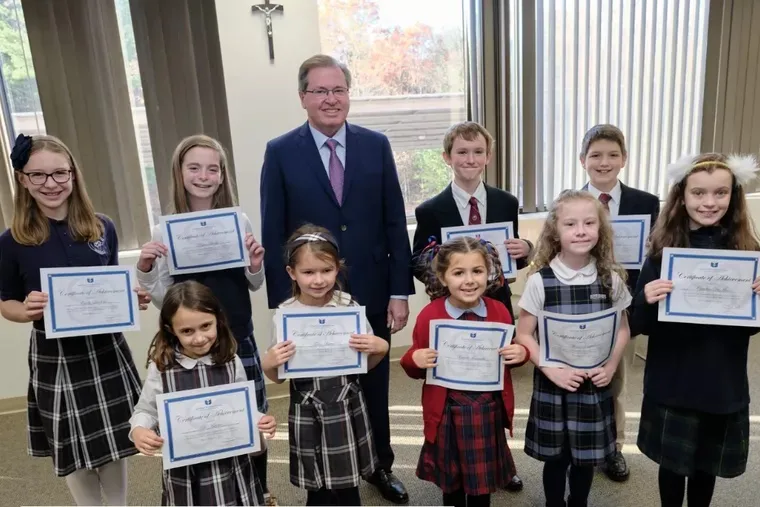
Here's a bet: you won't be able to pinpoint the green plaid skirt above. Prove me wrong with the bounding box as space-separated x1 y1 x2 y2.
637 397 749 478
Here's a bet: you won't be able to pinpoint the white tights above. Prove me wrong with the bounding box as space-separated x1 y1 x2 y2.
64 459 128 506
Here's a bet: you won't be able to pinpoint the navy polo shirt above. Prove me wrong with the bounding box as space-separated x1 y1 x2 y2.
0 214 118 329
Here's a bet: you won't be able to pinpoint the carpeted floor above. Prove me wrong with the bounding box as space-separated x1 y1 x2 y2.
3 341 760 506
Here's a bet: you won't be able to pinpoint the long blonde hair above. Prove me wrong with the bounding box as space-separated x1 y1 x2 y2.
169 134 237 213
11 135 103 246
529 189 626 300
648 153 760 258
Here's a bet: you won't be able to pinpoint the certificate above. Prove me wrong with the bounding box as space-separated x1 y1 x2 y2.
538 307 620 369
276 306 368 379
40 266 140 339
658 247 760 327
427 319 513 391
157 381 261 470
160 207 249 275
440 221 516 276
610 214 650 269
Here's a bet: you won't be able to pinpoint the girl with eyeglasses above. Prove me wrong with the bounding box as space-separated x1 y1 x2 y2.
0 134 149 505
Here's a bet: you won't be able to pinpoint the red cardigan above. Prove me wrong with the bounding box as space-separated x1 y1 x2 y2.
400 297 524 443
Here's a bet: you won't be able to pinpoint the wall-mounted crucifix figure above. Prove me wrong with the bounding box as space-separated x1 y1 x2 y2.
252 1 284 61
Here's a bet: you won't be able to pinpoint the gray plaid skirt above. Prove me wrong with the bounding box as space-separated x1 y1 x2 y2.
289 375 378 491
236 333 268 413
637 397 749 478
27 328 141 476
524 368 616 467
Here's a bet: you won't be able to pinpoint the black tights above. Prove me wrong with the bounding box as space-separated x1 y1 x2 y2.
442 489 490 507
543 454 594 507
306 487 361 506
658 466 717 507
252 448 268 493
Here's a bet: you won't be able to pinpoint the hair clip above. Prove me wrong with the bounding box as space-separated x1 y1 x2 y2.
10 133 33 171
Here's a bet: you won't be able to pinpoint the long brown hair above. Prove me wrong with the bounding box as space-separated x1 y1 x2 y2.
147 280 237 371
530 189 627 301
11 135 103 245
169 134 237 213
284 224 346 302
649 153 760 258
426 237 498 300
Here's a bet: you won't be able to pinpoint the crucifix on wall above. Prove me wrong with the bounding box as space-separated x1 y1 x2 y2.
252 0 284 61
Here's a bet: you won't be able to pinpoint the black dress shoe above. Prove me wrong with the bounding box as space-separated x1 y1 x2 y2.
504 474 524 492
366 470 409 504
602 450 630 482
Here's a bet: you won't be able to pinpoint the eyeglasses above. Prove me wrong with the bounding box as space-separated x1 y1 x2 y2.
22 169 72 185
303 87 349 98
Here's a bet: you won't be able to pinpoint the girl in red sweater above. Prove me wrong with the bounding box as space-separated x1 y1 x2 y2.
401 237 529 507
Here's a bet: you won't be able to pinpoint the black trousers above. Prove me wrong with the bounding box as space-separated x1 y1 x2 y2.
360 312 394 471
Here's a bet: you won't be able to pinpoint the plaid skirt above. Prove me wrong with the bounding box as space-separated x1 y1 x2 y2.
289 376 378 490
237 333 268 413
524 369 616 467
417 391 514 495
27 328 142 476
637 397 750 478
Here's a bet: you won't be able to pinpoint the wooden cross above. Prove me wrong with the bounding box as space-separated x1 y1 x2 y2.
252 1 284 61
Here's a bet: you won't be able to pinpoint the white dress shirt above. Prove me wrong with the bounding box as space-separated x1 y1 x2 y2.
586 180 622 216
451 180 487 225
129 353 248 439
518 257 632 316
136 213 264 308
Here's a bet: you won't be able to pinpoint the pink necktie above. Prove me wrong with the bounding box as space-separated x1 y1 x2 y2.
326 139 344 204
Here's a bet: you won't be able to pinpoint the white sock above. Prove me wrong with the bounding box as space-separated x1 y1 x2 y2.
97 459 128 506
65 468 102 506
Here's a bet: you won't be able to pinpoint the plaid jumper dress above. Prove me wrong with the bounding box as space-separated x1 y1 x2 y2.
524 267 617 466
27 328 142 476
289 374 378 491
416 311 515 495
160 360 263 506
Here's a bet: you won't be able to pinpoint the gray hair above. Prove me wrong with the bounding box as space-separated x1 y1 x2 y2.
297 54 352 92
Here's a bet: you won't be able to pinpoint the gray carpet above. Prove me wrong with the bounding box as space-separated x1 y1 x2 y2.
3 341 760 506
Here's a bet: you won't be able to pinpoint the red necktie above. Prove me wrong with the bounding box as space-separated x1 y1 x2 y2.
469 196 482 225
599 193 611 213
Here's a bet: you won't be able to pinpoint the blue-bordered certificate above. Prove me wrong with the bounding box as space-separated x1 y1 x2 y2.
160 207 249 275
156 381 261 470
275 306 368 379
426 319 513 391
538 307 620 369
610 214 650 269
658 247 760 327
40 265 140 339
440 221 516 276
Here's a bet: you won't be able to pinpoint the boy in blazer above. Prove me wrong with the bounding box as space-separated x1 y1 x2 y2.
580 124 660 482
411 121 531 492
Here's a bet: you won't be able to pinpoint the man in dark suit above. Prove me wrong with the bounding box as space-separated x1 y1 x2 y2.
580 124 660 482
411 122 531 492
260 54 413 504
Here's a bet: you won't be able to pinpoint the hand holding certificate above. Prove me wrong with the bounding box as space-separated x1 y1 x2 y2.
657 247 760 326
440 222 516 276
40 266 140 339
275 306 368 379
538 307 620 369
160 207 249 275
426 320 514 391
157 381 261 470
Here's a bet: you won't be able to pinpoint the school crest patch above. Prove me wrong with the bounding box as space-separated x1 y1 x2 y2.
88 236 109 256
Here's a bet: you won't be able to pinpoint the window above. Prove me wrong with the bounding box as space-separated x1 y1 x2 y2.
510 0 710 211
317 0 468 215
0 0 45 141
114 0 160 227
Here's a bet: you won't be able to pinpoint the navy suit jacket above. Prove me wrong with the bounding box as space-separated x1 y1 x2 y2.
260 121 414 315
583 182 660 292
411 183 528 318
